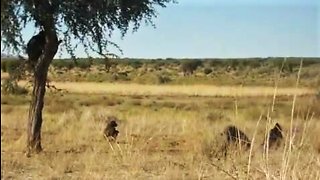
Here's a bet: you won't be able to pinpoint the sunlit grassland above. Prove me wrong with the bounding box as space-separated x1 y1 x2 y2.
1 58 320 179
1 90 319 179
17 80 316 97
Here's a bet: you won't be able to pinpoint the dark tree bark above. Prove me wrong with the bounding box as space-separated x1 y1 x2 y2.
27 67 46 153
26 0 59 155
26 36 59 154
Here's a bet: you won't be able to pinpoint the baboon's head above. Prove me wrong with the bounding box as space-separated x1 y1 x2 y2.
108 120 118 128
224 125 237 136
107 116 119 126
275 123 282 131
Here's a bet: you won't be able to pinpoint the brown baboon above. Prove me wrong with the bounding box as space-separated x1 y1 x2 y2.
26 30 46 65
26 30 62 69
264 123 283 149
220 125 251 158
103 116 119 141
224 125 251 149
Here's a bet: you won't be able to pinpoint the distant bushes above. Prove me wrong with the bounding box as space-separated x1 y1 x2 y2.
2 58 318 73
129 61 143 69
104 60 117 72
1 57 319 87
1 60 23 74
204 68 213 75
111 72 130 81
181 60 202 76
77 59 92 69
51 59 92 70
205 58 315 71
52 60 75 70
1 79 28 95
157 74 171 84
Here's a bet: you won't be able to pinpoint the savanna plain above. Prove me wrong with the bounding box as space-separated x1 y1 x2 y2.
1 58 320 179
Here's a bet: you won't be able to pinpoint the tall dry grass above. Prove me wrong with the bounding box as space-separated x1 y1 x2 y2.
2 59 320 179
17 80 316 97
1 94 319 179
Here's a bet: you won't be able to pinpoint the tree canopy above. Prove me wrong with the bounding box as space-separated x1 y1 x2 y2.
1 0 174 57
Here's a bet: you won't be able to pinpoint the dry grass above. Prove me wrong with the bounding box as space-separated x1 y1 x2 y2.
1 91 319 179
17 81 316 97
2 60 320 179
0 72 9 79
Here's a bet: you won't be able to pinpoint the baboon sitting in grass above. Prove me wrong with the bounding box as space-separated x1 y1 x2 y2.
103 116 119 142
220 125 251 158
224 125 251 149
264 123 283 149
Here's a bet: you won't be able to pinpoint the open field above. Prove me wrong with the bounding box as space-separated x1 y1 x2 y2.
1 89 320 179
1 58 320 179
16 81 317 97
2 0 320 179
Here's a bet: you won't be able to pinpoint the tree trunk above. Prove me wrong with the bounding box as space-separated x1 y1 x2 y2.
27 65 48 153
25 0 60 156
26 32 59 155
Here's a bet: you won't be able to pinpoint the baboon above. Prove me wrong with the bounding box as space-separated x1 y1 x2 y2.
264 123 283 149
224 125 251 149
218 125 251 159
26 30 46 64
103 116 119 141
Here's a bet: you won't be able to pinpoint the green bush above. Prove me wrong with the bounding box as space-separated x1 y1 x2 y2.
52 60 75 70
157 75 171 84
129 61 143 69
208 60 219 67
1 60 23 74
1 61 7 72
204 68 212 75
1 79 28 95
181 60 202 75
76 59 91 69
152 61 165 70
111 72 130 81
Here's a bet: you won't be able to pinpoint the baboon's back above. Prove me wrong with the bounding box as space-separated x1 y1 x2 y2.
224 125 251 147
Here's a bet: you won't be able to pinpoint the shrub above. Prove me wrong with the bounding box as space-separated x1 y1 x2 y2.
129 61 143 69
52 60 75 70
1 79 28 95
208 59 226 68
153 61 165 70
1 61 7 72
157 75 171 84
111 72 130 81
204 68 213 75
76 59 91 69
181 60 202 76
104 59 117 72
2 60 23 74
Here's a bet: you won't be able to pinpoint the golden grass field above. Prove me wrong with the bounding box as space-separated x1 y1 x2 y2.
17 80 316 97
1 60 320 180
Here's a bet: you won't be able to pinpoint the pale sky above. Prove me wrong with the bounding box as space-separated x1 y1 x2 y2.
2 0 320 59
